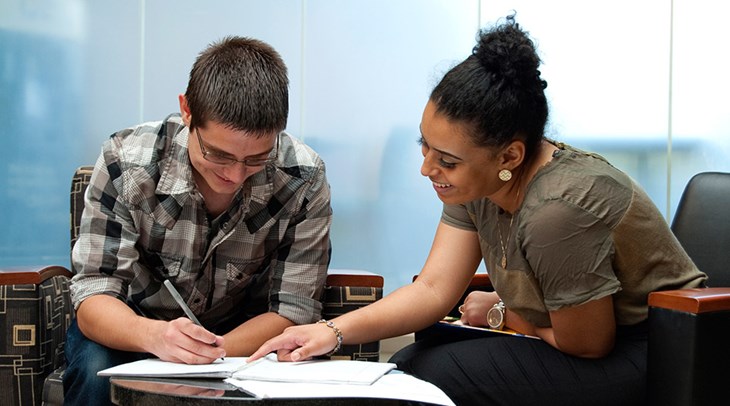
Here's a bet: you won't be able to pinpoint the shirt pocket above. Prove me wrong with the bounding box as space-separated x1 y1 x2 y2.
225 258 268 291
200 259 270 325
137 247 186 280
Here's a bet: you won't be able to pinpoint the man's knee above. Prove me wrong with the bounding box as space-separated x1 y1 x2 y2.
63 319 146 404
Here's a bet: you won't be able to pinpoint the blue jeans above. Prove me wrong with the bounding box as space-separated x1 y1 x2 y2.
63 319 150 406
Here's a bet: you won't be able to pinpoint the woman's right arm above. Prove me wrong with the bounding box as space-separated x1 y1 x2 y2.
249 221 483 362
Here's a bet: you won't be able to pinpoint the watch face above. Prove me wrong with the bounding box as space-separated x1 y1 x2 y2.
487 307 504 328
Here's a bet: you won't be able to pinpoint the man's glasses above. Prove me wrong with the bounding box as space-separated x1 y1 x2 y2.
196 128 279 167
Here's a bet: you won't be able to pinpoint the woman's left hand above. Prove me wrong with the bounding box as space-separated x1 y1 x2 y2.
458 291 500 326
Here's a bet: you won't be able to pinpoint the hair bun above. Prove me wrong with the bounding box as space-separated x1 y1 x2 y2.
473 15 543 89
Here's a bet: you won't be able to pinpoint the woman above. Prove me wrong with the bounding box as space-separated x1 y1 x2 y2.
250 17 706 405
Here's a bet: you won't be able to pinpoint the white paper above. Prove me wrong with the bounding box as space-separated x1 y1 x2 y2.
98 357 248 378
98 354 395 385
225 371 455 406
232 355 396 385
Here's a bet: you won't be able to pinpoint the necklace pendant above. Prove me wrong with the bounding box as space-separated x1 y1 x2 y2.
501 255 507 268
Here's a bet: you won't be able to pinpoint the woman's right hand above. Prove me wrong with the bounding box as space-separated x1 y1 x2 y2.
459 291 537 337
248 322 339 362
459 291 500 327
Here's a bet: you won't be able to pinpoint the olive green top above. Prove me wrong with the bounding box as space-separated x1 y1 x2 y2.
442 143 707 327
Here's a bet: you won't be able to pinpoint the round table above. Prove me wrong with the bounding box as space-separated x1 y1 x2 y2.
110 377 434 406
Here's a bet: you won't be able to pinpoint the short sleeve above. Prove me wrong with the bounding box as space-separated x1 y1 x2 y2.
441 203 477 231
520 199 621 310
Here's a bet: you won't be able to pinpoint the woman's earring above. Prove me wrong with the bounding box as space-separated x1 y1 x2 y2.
498 169 512 182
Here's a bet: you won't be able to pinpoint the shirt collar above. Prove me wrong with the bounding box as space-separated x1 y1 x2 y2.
156 126 196 197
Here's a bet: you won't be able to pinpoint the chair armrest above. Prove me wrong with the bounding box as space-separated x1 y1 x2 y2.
326 269 383 288
647 287 730 406
0 265 73 406
0 265 73 285
321 269 383 362
468 273 493 290
648 287 730 314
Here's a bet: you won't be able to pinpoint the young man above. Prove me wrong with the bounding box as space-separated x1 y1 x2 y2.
64 37 332 405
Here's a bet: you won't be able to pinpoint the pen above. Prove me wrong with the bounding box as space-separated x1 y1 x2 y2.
163 279 223 357
163 279 203 325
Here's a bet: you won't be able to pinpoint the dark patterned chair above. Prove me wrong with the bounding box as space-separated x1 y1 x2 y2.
647 172 730 406
0 166 383 406
0 266 72 406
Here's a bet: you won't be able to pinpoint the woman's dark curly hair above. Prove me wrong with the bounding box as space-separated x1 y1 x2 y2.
430 15 548 163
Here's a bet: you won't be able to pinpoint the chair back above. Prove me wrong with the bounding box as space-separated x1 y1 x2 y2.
70 166 94 252
671 172 730 287
69 166 94 274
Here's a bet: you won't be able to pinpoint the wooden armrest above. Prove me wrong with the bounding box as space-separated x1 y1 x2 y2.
0 265 73 285
469 273 492 289
326 269 383 288
648 287 730 314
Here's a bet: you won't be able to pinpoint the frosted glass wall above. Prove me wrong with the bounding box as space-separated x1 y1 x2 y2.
301 0 480 290
2 0 729 294
483 1 672 210
670 0 730 210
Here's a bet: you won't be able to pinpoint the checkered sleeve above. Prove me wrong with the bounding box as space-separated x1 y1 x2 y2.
269 157 332 325
69 142 140 310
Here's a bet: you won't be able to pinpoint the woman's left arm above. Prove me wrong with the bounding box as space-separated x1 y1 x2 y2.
521 200 620 358
461 292 616 358
534 295 616 358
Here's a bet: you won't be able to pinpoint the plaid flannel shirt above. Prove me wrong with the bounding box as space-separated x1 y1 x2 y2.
70 114 332 327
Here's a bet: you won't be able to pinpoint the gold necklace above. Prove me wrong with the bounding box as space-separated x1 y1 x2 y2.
497 189 520 268
497 215 514 268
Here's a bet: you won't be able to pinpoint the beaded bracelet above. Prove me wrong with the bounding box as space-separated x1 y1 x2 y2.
317 319 343 356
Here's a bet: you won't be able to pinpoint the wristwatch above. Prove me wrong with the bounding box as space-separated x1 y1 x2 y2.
487 300 506 330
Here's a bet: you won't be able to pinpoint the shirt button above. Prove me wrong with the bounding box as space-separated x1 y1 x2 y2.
193 298 201 304
236 273 243 280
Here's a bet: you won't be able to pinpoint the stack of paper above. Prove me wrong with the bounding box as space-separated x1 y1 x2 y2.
225 371 456 405
98 354 395 385
99 357 250 379
231 354 395 385
98 354 455 405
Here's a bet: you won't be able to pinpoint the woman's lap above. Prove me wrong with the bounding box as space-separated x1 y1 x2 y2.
390 327 646 406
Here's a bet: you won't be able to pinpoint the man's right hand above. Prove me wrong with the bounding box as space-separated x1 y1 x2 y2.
76 295 225 364
150 317 226 364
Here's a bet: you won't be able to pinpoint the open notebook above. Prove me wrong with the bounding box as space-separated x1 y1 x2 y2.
98 354 396 385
